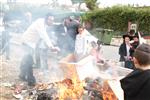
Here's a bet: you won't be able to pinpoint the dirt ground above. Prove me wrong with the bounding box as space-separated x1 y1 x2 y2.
0 41 127 100
0 56 22 100
0 44 65 100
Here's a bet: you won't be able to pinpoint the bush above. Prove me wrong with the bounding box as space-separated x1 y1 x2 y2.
82 6 150 34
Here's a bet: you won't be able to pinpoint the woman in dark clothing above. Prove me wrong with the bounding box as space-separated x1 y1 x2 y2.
119 35 134 69
120 43 150 100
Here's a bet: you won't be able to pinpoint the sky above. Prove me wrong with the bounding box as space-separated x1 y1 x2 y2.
1 0 150 7
98 0 150 7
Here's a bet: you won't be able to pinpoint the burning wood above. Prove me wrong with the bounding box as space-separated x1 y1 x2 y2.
37 92 53 100
29 78 84 100
57 78 84 99
83 77 103 100
11 77 121 100
35 83 54 91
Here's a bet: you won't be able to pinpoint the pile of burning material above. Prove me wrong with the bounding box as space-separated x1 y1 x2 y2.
12 78 84 100
12 76 126 100
35 78 84 100
35 78 118 100
23 78 116 100
11 78 115 100
12 54 132 100
58 54 132 100
83 77 119 100
83 77 104 100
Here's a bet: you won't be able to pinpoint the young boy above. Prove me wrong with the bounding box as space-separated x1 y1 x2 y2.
120 43 150 100
74 25 88 61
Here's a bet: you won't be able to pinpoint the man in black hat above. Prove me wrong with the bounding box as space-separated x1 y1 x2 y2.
128 29 135 40
119 34 134 69
130 35 139 57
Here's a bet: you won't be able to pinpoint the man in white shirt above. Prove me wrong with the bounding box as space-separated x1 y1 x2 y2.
19 13 60 86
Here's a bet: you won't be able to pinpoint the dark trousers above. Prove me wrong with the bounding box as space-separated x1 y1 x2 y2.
125 61 134 69
19 44 36 86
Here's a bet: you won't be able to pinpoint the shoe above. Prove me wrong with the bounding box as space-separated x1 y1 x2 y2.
28 82 36 86
27 76 36 86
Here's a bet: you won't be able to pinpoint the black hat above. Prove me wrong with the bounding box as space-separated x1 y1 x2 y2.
123 34 131 39
133 35 139 39
129 29 135 34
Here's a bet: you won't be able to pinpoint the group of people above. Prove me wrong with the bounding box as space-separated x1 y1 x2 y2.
2 10 150 100
119 30 140 69
120 43 150 100
19 12 104 86
119 30 150 99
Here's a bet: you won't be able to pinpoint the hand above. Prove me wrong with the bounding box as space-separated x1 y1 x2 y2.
124 56 132 61
128 56 133 61
124 56 128 61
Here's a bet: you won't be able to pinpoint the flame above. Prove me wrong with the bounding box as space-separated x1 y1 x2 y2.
101 81 117 100
58 56 85 99
58 76 85 99
57 54 119 99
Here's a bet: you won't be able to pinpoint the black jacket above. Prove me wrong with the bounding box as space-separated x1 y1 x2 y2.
119 43 132 61
119 43 127 61
120 69 150 100
130 42 139 57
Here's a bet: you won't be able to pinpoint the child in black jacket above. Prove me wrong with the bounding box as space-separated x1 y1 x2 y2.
120 43 150 100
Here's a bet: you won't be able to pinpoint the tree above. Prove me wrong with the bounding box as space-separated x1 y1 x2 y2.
71 0 99 10
84 0 98 10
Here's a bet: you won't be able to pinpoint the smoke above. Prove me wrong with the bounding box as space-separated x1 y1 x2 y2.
37 59 65 83
1 2 84 84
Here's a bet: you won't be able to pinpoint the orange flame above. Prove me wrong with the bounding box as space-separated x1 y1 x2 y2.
102 81 117 100
58 78 84 99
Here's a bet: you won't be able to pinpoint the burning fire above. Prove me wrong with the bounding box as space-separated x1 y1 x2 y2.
101 81 117 100
58 76 85 99
35 78 117 100
58 56 85 99
34 54 120 100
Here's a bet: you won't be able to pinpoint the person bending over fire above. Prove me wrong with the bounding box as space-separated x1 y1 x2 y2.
19 13 60 86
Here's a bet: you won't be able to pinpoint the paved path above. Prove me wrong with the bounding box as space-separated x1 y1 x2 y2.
101 45 119 61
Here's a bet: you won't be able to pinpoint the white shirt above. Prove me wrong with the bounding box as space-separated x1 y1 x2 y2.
22 18 53 49
126 44 130 57
75 33 88 55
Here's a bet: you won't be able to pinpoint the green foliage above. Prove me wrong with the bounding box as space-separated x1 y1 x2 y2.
84 0 98 10
82 6 150 34
71 0 98 10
